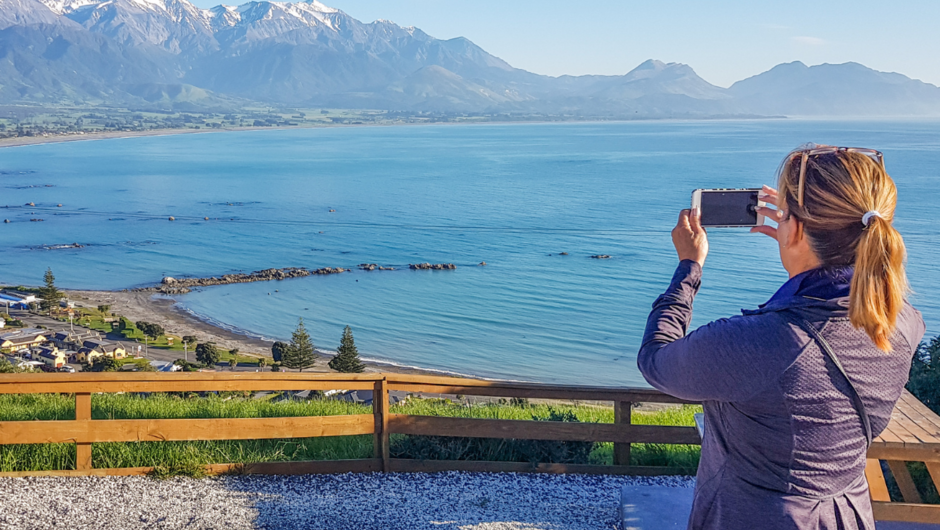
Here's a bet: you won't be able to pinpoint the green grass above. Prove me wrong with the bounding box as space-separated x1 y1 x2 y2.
0 393 702 474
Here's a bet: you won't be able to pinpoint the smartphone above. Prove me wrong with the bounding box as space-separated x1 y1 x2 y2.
691 188 765 228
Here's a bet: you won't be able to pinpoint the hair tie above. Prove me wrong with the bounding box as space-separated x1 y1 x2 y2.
861 211 882 227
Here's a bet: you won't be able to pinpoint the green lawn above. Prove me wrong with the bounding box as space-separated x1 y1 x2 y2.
0 393 699 473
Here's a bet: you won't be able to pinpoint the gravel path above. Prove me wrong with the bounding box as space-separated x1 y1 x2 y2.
0 472 694 530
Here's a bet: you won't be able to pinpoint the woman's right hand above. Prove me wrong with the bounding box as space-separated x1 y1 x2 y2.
750 185 785 240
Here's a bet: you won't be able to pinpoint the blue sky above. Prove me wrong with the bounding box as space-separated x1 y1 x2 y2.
190 0 940 87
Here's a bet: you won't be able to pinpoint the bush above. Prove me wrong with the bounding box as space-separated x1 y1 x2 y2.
908 335 940 415
195 342 220 366
390 408 594 464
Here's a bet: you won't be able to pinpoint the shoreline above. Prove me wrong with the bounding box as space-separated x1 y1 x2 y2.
0 115 792 150
63 288 483 379
0 126 302 150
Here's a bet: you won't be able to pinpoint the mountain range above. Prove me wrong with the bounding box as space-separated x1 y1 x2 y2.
2 0 940 116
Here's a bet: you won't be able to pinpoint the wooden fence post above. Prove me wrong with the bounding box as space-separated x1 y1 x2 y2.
613 400 632 466
373 378 390 472
75 393 92 471
887 460 923 504
866 459 891 502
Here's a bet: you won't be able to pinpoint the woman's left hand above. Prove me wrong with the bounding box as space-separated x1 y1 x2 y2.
672 209 708 267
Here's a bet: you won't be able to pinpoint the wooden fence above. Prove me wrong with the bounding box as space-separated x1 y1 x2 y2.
0 372 936 523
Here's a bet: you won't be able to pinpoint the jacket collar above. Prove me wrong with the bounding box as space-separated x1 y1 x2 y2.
742 266 853 316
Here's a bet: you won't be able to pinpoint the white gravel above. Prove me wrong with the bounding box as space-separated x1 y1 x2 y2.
0 472 694 530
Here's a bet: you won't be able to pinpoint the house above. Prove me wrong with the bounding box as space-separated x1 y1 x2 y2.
75 348 103 364
0 329 49 353
0 290 38 304
37 347 67 368
81 340 128 359
149 360 181 372
52 330 103 351
329 389 409 406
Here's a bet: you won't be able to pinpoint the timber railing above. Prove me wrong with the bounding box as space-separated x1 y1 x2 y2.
0 372 936 524
0 372 698 477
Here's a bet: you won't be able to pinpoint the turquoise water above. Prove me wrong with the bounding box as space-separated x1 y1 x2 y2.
0 120 937 386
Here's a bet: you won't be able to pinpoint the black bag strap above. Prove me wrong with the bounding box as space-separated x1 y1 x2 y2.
783 311 873 446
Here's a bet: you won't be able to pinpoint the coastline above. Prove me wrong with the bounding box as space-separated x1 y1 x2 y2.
64 288 478 379
0 126 291 150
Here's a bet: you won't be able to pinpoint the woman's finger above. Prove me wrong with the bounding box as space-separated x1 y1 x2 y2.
755 205 784 222
689 207 705 234
750 225 778 239
760 185 779 207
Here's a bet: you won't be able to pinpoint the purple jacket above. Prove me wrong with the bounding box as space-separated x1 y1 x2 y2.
638 260 925 530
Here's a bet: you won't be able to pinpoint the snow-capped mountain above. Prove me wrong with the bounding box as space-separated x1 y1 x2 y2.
1 0 939 115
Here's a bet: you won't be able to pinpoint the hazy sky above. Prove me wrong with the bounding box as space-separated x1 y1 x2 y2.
190 0 940 87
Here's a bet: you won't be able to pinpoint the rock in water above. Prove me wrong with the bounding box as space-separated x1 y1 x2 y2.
169 216 176 221
590 255 611 259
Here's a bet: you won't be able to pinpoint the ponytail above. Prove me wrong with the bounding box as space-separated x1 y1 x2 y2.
778 150 909 352
850 215 908 351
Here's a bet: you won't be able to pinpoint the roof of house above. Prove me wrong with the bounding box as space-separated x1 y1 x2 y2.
1 329 48 344
82 340 123 351
38 350 62 360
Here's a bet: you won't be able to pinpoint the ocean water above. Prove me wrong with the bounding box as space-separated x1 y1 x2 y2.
0 120 937 386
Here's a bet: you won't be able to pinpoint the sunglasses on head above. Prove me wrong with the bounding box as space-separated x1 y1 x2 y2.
787 144 885 207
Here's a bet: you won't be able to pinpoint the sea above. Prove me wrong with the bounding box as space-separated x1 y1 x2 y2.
0 120 937 386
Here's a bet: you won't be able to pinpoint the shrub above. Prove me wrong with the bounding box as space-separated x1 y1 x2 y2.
908 335 940 415
195 342 220 366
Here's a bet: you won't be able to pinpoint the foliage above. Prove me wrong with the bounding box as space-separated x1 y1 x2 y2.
172 359 201 372
97 305 110 314
182 335 198 346
228 358 238 370
87 356 118 372
270 362 281 372
148 460 208 480
195 342 220 367
271 341 289 362
230 348 239 356
38 268 63 311
390 407 594 464
0 358 32 373
135 321 165 340
281 318 316 372
258 357 267 369
908 335 940 415
329 326 365 373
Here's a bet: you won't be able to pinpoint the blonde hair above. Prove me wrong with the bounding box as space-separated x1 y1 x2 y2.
778 150 909 351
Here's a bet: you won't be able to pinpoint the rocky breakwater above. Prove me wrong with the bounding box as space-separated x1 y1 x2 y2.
132 267 340 294
409 263 457 270
359 263 395 271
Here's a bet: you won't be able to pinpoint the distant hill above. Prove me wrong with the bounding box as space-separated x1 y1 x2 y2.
729 61 940 116
0 0 938 116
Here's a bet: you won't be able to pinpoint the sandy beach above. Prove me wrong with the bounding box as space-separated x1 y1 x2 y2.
63 288 457 377
0 126 284 150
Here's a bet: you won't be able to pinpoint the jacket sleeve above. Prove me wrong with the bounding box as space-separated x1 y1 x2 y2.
636 260 790 402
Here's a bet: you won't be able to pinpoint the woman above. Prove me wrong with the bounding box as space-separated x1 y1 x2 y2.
637 145 925 530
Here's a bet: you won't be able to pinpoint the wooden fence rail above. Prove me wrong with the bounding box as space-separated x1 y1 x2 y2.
0 372 936 524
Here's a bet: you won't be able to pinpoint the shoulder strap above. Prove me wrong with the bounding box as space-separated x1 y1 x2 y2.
782 311 873 446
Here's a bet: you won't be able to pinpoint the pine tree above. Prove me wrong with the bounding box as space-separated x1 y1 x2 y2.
39 268 63 311
282 318 317 372
329 326 365 373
